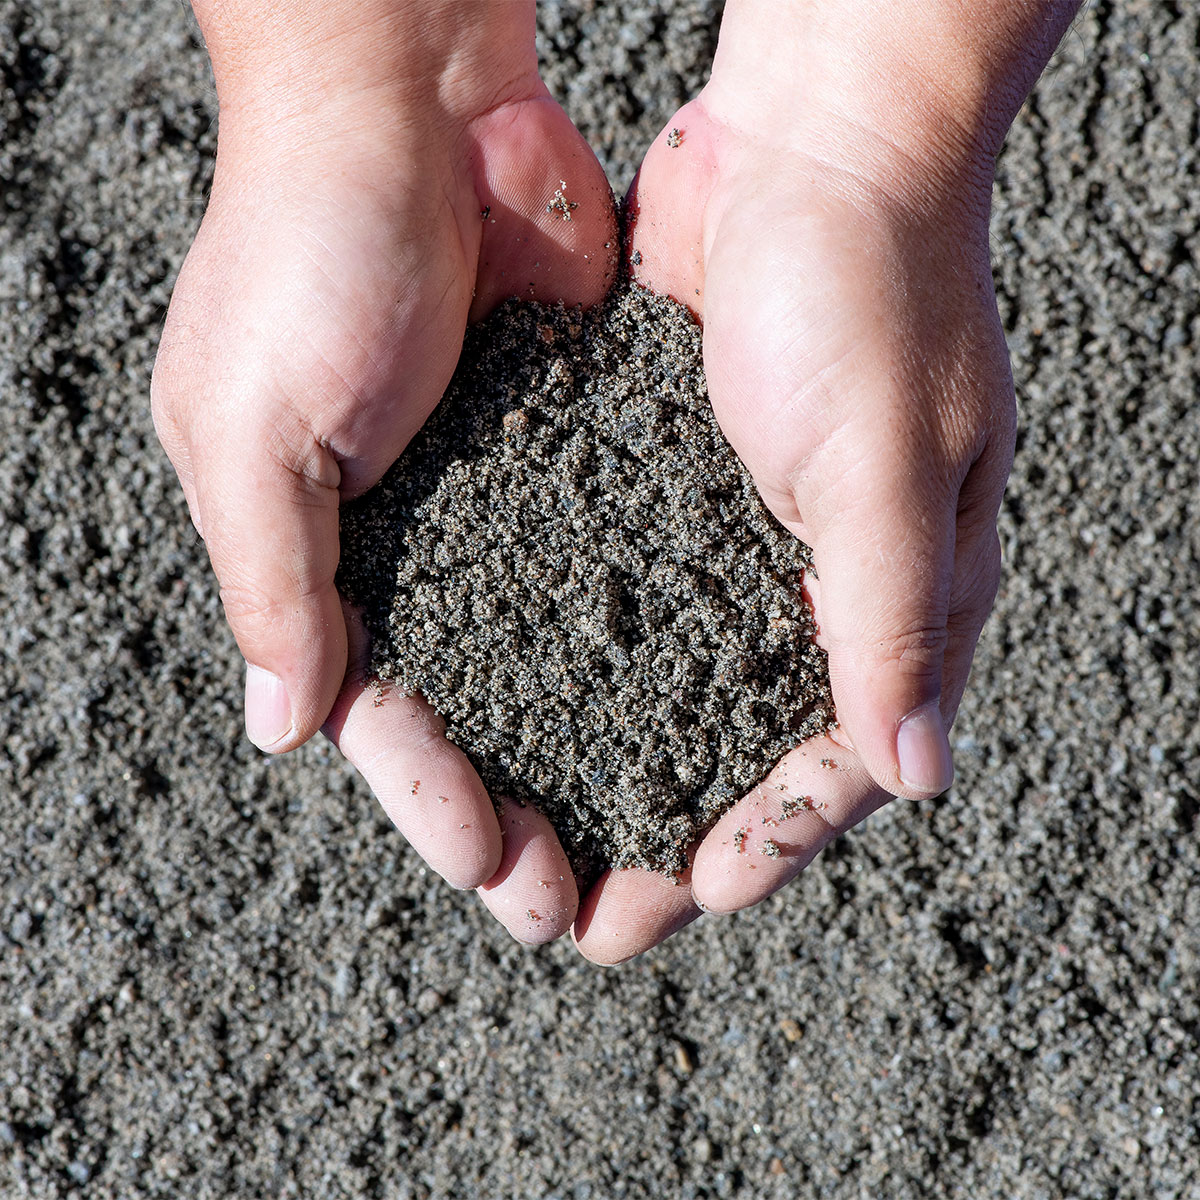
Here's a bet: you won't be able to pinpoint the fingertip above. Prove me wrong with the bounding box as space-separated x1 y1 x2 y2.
325 676 503 890
244 663 294 752
240 595 349 754
690 810 817 916
691 737 891 913
477 799 578 945
440 812 505 893
824 638 950 800
572 866 702 964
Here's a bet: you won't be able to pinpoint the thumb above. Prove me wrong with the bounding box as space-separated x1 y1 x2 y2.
151 185 476 756
192 407 348 753
802 464 958 800
696 185 1001 801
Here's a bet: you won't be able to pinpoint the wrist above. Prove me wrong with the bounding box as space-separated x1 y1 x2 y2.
192 0 539 150
703 0 1080 208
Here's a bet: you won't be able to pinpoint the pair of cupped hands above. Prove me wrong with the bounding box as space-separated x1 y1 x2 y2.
152 1 1059 962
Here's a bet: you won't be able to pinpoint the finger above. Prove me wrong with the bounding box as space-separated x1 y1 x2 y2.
154 197 478 748
150 385 204 538
802 416 1010 798
808 458 961 800
938 417 1013 717
941 520 1003 726
323 610 502 891
572 864 702 965
476 799 578 944
701 306 974 801
187 405 348 754
623 101 719 311
691 734 890 914
696 215 962 800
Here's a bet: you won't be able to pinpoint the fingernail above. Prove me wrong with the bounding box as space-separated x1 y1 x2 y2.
245 663 293 751
897 702 954 795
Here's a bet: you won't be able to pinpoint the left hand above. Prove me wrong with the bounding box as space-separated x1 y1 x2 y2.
152 0 621 948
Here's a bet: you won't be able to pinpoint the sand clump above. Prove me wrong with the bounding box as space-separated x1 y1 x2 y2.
338 284 834 880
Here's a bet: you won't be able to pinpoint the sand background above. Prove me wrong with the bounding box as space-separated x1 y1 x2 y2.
2 1 1198 1196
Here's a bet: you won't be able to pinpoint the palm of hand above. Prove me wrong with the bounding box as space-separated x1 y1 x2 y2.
595 95 1015 925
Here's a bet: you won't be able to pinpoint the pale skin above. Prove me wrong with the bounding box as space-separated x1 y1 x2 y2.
153 0 1082 962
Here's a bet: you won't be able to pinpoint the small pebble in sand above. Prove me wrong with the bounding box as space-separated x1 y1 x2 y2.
673 1041 695 1074
779 1018 803 1043
546 180 578 221
414 988 445 1016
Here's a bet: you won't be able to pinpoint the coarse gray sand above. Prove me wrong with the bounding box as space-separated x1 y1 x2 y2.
338 285 833 881
3 2 1200 1198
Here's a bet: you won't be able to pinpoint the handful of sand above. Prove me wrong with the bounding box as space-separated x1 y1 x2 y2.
338 284 834 881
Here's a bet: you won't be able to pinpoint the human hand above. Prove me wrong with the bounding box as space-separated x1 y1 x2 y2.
152 1 616 937
572 0 1080 959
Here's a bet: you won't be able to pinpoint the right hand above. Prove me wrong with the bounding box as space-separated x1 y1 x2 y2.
152 0 616 939
571 0 1080 961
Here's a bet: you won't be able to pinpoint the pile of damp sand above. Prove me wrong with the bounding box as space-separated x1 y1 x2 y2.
338 284 835 882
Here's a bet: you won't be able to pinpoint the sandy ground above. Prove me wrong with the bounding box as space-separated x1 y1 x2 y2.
2 1 1198 1197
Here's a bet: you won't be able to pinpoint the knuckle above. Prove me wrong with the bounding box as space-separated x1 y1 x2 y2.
879 625 949 680
218 567 328 641
979 533 1002 598
207 403 344 522
149 360 192 472
784 421 865 537
149 310 206 429
148 366 170 428
259 406 343 501
218 580 291 642
996 404 1017 458
953 530 1002 614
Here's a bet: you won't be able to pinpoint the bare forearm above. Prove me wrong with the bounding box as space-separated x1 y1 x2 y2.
707 0 1082 172
191 0 536 129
